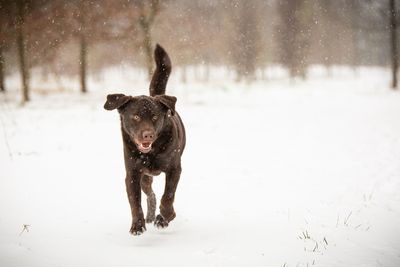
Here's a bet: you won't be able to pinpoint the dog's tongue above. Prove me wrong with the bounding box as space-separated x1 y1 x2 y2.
142 142 151 148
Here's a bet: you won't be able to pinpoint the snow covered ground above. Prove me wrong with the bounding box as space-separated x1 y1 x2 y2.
1 67 400 266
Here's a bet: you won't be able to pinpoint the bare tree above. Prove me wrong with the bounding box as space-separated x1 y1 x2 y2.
389 0 398 88
131 0 162 79
0 43 4 92
64 0 92 93
342 0 397 87
228 0 260 81
3 0 58 102
0 0 13 92
77 0 88 93
15 0 30 102
63 0 117 93
277 0 313 79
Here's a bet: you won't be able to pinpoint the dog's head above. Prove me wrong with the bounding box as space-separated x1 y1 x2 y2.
104 94 176 153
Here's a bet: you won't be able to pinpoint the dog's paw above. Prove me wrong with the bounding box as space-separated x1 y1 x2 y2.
146 214 156 224
154 214 169 229
130 219 146 236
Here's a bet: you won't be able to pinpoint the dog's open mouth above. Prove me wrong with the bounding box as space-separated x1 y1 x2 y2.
136 142 152 153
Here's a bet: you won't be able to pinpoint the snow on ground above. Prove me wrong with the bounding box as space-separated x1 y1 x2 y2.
1 67 400 266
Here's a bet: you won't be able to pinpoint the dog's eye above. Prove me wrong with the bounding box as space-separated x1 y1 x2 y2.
152 115 158 122
133 115 140 121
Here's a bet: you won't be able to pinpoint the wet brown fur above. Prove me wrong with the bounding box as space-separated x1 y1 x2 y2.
104 44 185 235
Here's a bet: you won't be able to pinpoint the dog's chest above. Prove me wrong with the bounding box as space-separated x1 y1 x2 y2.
135 153 164 176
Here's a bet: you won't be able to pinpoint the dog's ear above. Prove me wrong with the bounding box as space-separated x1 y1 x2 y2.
104 94 131 111
154 95 177 115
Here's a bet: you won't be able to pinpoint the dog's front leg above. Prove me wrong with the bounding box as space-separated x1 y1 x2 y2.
155 165 181 228
125 171 146 235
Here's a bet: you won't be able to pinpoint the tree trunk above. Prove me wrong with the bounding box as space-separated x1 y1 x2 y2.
261 67 267 81
79 34 87 93
204 64 210 82
0 46 5 92
16 0 29 103
181 65 187 83
142 23 153 80
278 0 311 79
349 1 360 73
137 1 159 81
390 0 398 89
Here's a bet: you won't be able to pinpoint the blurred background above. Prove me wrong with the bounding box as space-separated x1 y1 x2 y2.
1 1 400 266
0 0 399 103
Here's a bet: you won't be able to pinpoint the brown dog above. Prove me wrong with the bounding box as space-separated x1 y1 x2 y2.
104 44 185 235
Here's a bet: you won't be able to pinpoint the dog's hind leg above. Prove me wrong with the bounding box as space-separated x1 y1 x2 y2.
141 175 156 223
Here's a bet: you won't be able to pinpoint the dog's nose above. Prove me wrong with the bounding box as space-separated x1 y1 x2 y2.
142 130 155 141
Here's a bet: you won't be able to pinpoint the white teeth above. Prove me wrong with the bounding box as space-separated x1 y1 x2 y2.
139 143 152 150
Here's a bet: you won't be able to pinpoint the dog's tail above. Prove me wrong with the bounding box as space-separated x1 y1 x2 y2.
149 44 171 96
